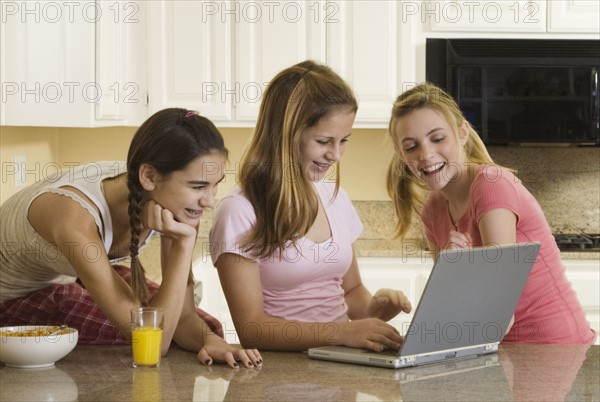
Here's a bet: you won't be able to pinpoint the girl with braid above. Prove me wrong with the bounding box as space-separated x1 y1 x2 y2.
0 108 262 367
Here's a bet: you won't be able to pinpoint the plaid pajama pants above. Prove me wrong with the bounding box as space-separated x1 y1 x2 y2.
0 265 223 344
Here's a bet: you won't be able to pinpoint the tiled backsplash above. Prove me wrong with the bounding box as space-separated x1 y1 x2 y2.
357 146 600 239
488 146 599 234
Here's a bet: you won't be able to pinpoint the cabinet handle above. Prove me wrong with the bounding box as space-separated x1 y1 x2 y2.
592 68 599 139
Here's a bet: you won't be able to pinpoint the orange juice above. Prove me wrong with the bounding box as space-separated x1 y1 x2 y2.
132 327 163 367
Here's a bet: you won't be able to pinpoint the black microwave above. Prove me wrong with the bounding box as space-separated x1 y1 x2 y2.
426 39 600 146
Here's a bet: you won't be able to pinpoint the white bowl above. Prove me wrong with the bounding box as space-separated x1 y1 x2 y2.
0 325 79 368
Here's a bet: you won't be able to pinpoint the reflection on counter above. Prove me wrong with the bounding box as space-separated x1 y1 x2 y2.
132 368 162 402
0 345 597 401
499 344 591 402
189 346 595 402
0 366 78 401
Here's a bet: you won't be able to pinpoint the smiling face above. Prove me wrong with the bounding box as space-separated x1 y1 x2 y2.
142 152 226 227
394 107 469 192
300 109 355 182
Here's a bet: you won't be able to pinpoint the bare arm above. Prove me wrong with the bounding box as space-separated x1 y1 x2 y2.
216 252 404 352
32 196 198 354
478 208 517 246
28 193 141 340
158 217 262 368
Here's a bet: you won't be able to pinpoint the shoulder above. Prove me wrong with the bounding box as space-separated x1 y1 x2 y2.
314 180 351 205
215 187 254 213
213 187 257 225
473 165 518 187
28 192 102 244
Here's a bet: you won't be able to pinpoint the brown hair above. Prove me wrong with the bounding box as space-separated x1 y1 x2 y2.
127 108 228 303
239 60 357 258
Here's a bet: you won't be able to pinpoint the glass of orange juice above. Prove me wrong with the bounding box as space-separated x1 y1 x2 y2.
131 307 164 368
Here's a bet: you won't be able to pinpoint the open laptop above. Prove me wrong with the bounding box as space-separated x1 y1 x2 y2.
308 242 540 369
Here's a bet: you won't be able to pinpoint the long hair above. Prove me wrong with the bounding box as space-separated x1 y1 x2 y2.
239 60 357 258
127 108 228 303
386 82 501 239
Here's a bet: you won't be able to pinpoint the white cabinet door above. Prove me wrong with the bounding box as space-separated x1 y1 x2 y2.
1 0 146 127
547 0 600 33
357 257 432 331
95 1 148 126
192 256 238 343
1 1 95 126
564 259 600 344
147 0 232 121
428 0 546 32
327 1 412 126
234 0 326 123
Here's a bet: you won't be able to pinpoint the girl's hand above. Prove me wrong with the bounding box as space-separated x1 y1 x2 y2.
198 335 263 368
366 288 412 322
339 318 403 352
143 200 197 241
445 230 472 250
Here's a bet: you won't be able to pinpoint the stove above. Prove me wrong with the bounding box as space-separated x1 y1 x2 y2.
553 233 600 252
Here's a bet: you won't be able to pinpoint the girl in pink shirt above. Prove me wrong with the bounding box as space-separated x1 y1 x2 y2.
210 60 412 352
386 82 595 344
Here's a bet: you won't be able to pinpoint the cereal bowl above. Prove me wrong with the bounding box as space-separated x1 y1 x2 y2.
0 325 79 368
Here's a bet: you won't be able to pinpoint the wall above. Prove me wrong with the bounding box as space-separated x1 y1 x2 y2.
1 126 598 234
0 126 60 204
0 125 394 202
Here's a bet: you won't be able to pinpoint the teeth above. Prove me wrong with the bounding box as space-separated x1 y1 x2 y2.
423 162 444 173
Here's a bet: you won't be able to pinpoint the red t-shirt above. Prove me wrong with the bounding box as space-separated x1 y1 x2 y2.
422 165 596 344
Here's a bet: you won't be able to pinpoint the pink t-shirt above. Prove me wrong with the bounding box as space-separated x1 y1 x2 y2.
422 165 596 344
209 180 363 322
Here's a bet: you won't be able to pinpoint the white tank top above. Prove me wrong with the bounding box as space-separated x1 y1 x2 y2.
0 161 152 301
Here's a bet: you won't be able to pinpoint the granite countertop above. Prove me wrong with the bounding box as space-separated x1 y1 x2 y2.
1 344 597 401
191 237 600 260
139 236 598 283
353 238 600 260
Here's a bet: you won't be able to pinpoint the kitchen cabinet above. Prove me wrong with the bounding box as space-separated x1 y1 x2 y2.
147 0 325 125
0 0 147 127
192 255 237 342
327 0 415 125
547 0 600 33
428 0 546 32
356 257 432 331
234 0 326 122
147 0 232 121
563 259 600 342
428 0 599 34
147 0 413 127
193 256 600 345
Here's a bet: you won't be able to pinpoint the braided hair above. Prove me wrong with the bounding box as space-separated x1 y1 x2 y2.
126 108 228 303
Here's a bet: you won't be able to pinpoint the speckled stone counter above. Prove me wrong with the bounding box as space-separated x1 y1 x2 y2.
0 344 597 401
352 238 600 260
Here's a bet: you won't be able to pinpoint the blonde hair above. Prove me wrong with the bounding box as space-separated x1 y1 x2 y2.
386 82 503 239
240 60 357 258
